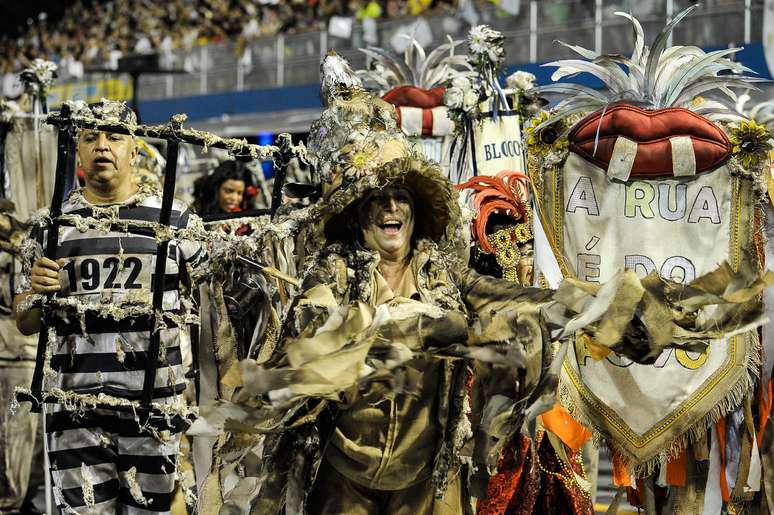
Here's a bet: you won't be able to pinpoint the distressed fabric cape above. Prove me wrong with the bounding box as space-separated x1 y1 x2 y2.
251 238 554 514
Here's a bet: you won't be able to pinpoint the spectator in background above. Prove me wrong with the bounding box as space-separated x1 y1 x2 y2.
357 1 383 19
0 0 461 78
408 0 433 15
192 160 257 217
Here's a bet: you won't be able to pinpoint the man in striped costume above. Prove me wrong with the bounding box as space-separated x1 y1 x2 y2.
14 101 204 514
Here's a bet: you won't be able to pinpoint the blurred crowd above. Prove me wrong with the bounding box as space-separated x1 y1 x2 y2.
0 0 458 81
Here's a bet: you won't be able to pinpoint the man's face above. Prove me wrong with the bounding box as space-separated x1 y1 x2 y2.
358 186 415 260
78 130 138 191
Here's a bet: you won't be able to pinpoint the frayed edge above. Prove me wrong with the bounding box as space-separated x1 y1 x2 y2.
559 333 761 477
115 337 126 364
125 466 150 507
53 485 79 515
80 463 96 508
13 386 198 421
176 449 198 511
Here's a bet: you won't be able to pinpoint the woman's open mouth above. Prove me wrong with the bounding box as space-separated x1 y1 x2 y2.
379 220 403 235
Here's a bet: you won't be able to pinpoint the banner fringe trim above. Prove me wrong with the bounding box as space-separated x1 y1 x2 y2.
559 333 761 477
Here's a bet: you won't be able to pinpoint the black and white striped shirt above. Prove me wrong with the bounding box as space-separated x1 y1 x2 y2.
22 189 205 402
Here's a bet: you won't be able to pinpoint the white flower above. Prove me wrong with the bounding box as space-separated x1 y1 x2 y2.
463 90 479 110
31 59 57 84
487 47 503 64
451 76 472 92
468 26 489 56
468 25 503 59
506 70 536 91
444 87 464 109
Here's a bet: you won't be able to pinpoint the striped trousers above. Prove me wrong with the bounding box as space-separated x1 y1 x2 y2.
45 405 185 514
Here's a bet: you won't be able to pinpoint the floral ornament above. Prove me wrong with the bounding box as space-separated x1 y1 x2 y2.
444 86 464 110
338 137 384 181
443 74 486 134
344 141 380 178
729 119 773 170
308 83 402 184
525 111 569 158
443 25 509 136
19 59 58 98
467 25 508 116
505 70 547 119
506 70 535 92
468 25 505 72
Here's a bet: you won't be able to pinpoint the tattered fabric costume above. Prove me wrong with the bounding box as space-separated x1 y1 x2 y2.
15 102 206 513
459 172 593 514
193 52 772 515
19 185 204 513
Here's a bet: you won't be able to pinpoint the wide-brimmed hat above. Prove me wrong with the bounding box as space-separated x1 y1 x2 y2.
322 156 461 246
305 54 463 253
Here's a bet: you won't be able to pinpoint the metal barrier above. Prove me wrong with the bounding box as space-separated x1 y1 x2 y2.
54 0 765 102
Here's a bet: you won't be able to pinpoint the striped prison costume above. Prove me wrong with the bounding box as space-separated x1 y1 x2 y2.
46 406 186 514
21 189 204 514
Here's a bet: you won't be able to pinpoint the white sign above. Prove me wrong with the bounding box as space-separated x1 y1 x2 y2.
473 113 525 177
558 152 755 467
410 136 453 179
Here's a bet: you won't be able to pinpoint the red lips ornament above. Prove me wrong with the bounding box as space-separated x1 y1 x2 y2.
569 104 732 178
382 86 446 108
382 85 450 137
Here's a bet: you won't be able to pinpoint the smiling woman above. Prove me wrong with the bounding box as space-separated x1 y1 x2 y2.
193 160 257 216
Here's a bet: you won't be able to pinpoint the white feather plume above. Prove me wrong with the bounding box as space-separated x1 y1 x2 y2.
356 36 474 94
536 5 766 123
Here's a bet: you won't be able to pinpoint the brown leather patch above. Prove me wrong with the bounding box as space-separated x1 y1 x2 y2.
569 104 731 178
383 85 445 108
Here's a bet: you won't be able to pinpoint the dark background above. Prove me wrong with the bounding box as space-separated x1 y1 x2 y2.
0 1 77 37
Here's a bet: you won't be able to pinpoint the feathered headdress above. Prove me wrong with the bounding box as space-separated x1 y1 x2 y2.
533 4 767 133
457 171 531 254
356 36 473 95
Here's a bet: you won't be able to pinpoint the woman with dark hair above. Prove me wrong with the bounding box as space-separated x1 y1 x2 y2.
192 160 257 216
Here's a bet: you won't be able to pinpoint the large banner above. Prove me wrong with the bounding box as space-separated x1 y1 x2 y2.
555 152 757 469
